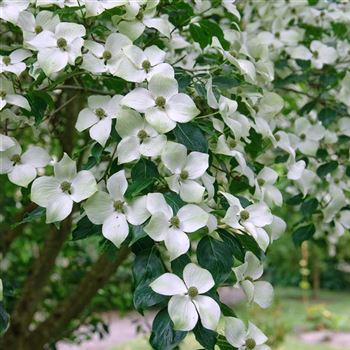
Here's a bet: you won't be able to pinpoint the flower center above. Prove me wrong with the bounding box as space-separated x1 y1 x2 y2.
245 276 254 282
245 338 256 349
300 133 306 140
11 154 21 164
137 129 148 141
274 134 281 141
275 31 280 39
335 212 341 220
0 91 6 98
187 286 198 298
229 139 237 149
114 200 124 212
57 37 67 49
180 170 189 180
313 51 319 59
2 56 11 65
136 12 144 21
95 107 105 118
102 50 112 61
142 59 151 72
170 216 180 228
257 178 265 186
60 181 71 193
155 96 166 108
240 210 250 221
35 25 43 34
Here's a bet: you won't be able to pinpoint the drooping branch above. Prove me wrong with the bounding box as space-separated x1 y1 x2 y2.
25 247 131 350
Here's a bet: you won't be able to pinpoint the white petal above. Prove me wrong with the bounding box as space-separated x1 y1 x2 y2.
105 33 132 55
168 295 198 331
5 94 30 110
149 74 178 99
240 279 255 303
89 117 111 146
46 193 73 223
247 203 273 227
70 170 97 202
81 53 106 73
55 22 85 42
38 48 68 75
184 152 209 179
247 322 268 345
84 191 114 225
8 164 36 187
76 108 99 132
145 107 176 133
144 212 169 241
139 134 167 157
164 228 190 261
179 180 205 203
193 295 220 331
145 45 166 65
143 17 172 38
161 141 187 173
117 136 140 164
31 176 61 207
102 213 129 248
178 205 208 233
121 88 154 112
54 153 76 181
21 146 50 167
244 251 264 280
166 94 200 123
146 193 172 217
225 317 246 348
117 20 145 41
183 263 214 293
115 56 146 83
150 273 187 296
0 134 15 151
116 109 144 137
125 196 150 225
107 170 128 201
253 281 274 309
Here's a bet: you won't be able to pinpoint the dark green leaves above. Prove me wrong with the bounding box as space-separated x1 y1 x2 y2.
189 19 229 50
316 160 338 178
150 309 187 350
193 321 217 350
163 1 194 27
13 206 45 228
301 198 318 218
318 108 337 126
292 224 315 246
82 143 104 170
163 192 186 214
0 303 10 335
25 91 53 124
173 123 208 153
197 236 233 284
72 216 102 241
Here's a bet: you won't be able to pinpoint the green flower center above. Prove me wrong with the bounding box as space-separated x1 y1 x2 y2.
103 50 112 61
229 139 237 149
114 200 124 212
240 210 250 221
245 338 256 349
155 96 166 108
335 213 341 220
137 129 148 141
0 91 6 98
2 56 11 65
245 276 254 282
274 134 281 141
57 37 67 49
136 12 144 21
257 178 265 186
170 216 180 228
180 170 189 180
275 32 280 39
11 154 21 164
187 286 198 298
95 108 105 118
300 133 306 140
313 51 319 59
60 181 71 193
35 25 43 34
142 59 151 72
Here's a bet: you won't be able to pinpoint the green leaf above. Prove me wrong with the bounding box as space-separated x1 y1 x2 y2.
131 158 159 181
197 236 233 284
217 230 245 262
229 175 250 194
299 100 317 115
236 233 262 258
173 123 208 153
12 206 46 228
72 216 102 241
0 302 10 335
301 198 318 218
171 254 191 277
150 308 187 350
25 91 53 124
318 108 337 126
189 23 210 49
193 320 217 350
293 224 315 246
163 1 194 27
286 193 304 205
129 225 147 246
124 177 155 200
163 192 186 215
220 303 236 317
217 335 235 350
316 160 338 178
212 75 241 89
82 143 104 170
175 68 192 92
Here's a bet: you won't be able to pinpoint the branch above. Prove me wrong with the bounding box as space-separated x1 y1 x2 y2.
26 247 131 349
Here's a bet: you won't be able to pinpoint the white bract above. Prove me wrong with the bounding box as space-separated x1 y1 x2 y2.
233 252 273 309
31 154 97 223
254 167 282 207
76 95 123 146
28 22 86 75
161 142 209 203
144 193 208 260
0 0 30 24
0 77 30 111
150 263 220 331
225 317 270 350
0 49 32 76
116 109 166 164
84 170 150 248
121 74 200 133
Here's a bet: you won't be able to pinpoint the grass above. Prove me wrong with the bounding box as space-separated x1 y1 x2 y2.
111 288 350 350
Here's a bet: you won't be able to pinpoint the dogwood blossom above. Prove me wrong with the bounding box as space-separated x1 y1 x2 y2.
0 78 30 111
151 263 220 331
0 49 31 76
0 0 30 24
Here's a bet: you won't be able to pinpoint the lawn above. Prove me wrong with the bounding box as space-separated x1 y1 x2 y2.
111 288 350 350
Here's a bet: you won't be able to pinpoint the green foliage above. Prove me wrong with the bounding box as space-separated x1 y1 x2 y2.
292 224 316 246
193 321 217 350
173 123 208 153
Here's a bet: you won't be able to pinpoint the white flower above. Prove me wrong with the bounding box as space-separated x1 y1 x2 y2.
27 22 86 76
35 0 80 7
116 109 166 164
85 0 127 17
265 215 286 242
254 167 282 207
233 252 273 309
0 133 16 151
0 49 31 77
115 45 174 82
0 0 30 24
0 77 30 111
222 193 272 250
0 139 50 187
31 153 97 223
225 317 270 350
84 170 150 248
310 41 337 69
145 193 208 260
121 74 199 133
294 119 325 156
333 210 350 237
161 142 209 203
18 10 60 43
75 95 123 146
150 263 220 331
257 92 284 117
81 33 132 75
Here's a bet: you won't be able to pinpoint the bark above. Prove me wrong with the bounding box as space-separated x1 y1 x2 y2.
26 247 131 349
